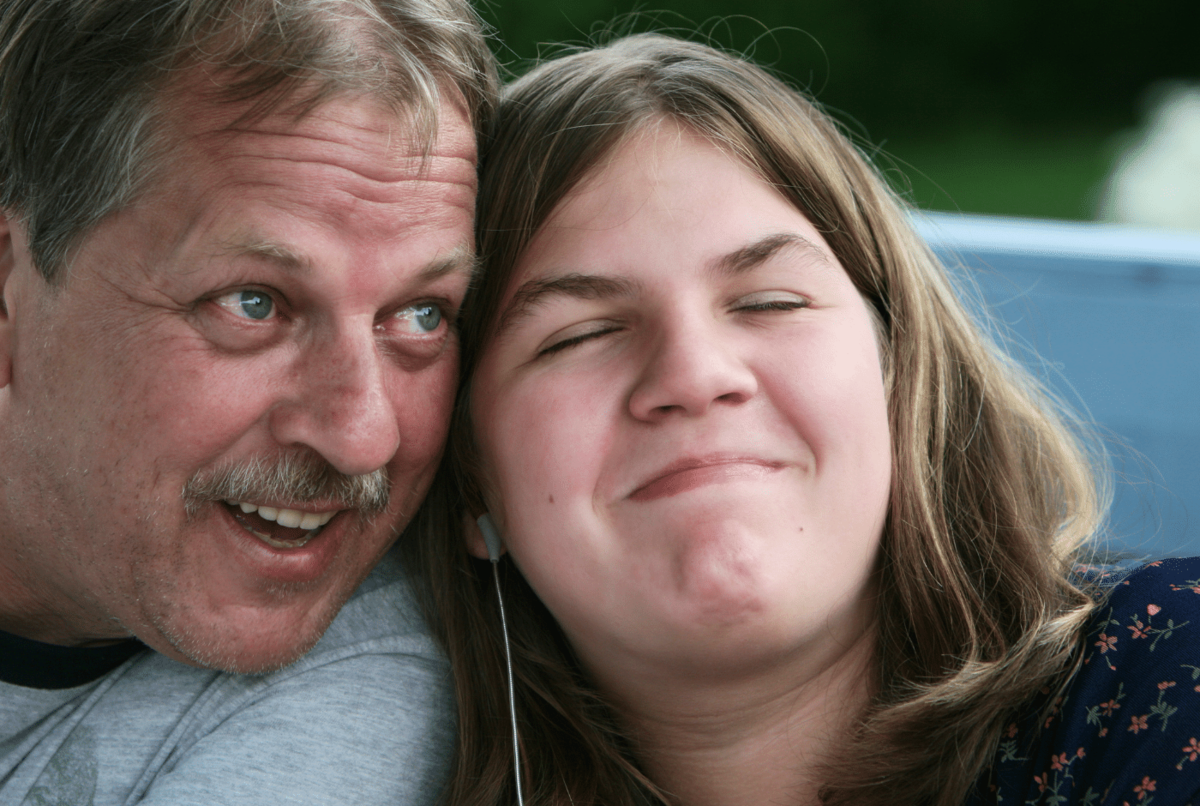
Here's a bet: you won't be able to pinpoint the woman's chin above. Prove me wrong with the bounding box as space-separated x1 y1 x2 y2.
601 568 878 687
668 533 769 627
604 602 835 682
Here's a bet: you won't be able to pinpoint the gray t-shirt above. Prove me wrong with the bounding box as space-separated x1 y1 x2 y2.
0 547 455 805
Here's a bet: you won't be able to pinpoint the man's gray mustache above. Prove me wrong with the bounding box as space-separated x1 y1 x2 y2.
182 453 390 520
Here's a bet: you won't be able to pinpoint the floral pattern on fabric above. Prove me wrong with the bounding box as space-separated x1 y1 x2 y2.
968 556 1200 806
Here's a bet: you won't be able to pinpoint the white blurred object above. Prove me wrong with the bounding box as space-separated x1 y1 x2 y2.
1099 84 1200 231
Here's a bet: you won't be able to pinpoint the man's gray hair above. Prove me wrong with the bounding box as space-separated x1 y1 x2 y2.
0 0 497 282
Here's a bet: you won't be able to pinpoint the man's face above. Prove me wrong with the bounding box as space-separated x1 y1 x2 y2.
0 89 477 672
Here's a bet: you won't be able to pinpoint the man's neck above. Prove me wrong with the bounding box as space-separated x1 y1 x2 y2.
0 627 144 688
0 516 126 647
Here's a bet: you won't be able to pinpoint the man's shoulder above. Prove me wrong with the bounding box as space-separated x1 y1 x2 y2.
140 542 448 723
300 542 441 659
138 548 454 803
0 548 455 805
137 546 455 804
121 543 441 691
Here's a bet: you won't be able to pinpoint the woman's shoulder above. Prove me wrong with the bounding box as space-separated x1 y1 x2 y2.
1084 554 1200 599
1083 556 1200 684
1083 556 1200 661
971 556 1200 805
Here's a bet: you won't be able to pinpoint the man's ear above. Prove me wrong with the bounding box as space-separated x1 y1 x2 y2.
463 512 506 560
0 208 17 389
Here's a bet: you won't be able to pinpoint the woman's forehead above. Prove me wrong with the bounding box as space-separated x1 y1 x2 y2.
549 122 733 219
520 125 835 279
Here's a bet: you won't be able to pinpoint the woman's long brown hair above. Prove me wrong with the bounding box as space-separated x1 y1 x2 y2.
402 33 1108 806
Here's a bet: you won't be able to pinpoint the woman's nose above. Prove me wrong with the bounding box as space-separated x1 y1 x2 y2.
626 318 758 420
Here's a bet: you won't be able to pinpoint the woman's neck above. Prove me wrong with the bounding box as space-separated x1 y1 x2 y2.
596 627 877 806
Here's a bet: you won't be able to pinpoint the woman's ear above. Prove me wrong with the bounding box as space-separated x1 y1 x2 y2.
464 512 506 560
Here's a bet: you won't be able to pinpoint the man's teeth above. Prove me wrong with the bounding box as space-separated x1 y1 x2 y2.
234 502 337 531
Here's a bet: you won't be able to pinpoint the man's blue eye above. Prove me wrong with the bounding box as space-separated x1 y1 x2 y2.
237 291 273 320
415 305 441 331
215 289 276 320
397 304 442 334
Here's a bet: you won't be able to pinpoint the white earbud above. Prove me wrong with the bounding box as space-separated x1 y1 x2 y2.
477 513 504 562
476 512 524 805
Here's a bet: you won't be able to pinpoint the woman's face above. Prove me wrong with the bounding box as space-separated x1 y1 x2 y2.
470 124 892 684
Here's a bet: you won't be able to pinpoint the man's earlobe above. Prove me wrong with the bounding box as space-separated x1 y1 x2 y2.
0 208 16 389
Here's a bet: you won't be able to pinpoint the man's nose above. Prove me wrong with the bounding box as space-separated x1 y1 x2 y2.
626 316 758 421
268 326 401 477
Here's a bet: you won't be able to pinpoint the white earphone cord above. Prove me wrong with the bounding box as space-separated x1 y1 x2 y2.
492 559 525 806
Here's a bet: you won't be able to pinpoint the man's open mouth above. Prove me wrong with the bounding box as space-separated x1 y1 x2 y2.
223 501 338 549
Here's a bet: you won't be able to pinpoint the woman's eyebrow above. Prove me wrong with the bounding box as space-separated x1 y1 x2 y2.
493 235 830 337
709 232 833 277
496 272 641 337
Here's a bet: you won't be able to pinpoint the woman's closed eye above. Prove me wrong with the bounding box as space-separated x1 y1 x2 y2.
537 321 625 357
733 291 811 314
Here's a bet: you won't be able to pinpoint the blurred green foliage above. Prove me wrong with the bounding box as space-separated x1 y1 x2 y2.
883 129 1117 219
476 1 1198 220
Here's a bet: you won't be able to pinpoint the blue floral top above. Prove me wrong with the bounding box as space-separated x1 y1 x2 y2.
968 556 1200 806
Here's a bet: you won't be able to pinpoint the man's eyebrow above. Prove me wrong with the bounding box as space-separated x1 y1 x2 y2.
230 238 308 271
709 232 832 277
496 272 640 337
226 239 476 281
418 247 478 282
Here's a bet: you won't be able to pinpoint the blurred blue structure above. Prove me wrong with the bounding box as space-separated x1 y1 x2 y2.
916 213 1200 559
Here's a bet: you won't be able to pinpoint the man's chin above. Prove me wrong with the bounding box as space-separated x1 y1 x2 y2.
147 607 336 675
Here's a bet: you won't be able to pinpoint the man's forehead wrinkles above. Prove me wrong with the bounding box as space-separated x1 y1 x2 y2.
185 91 400 148
180 98 476 185
203 131 477 192
210 163 477 219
